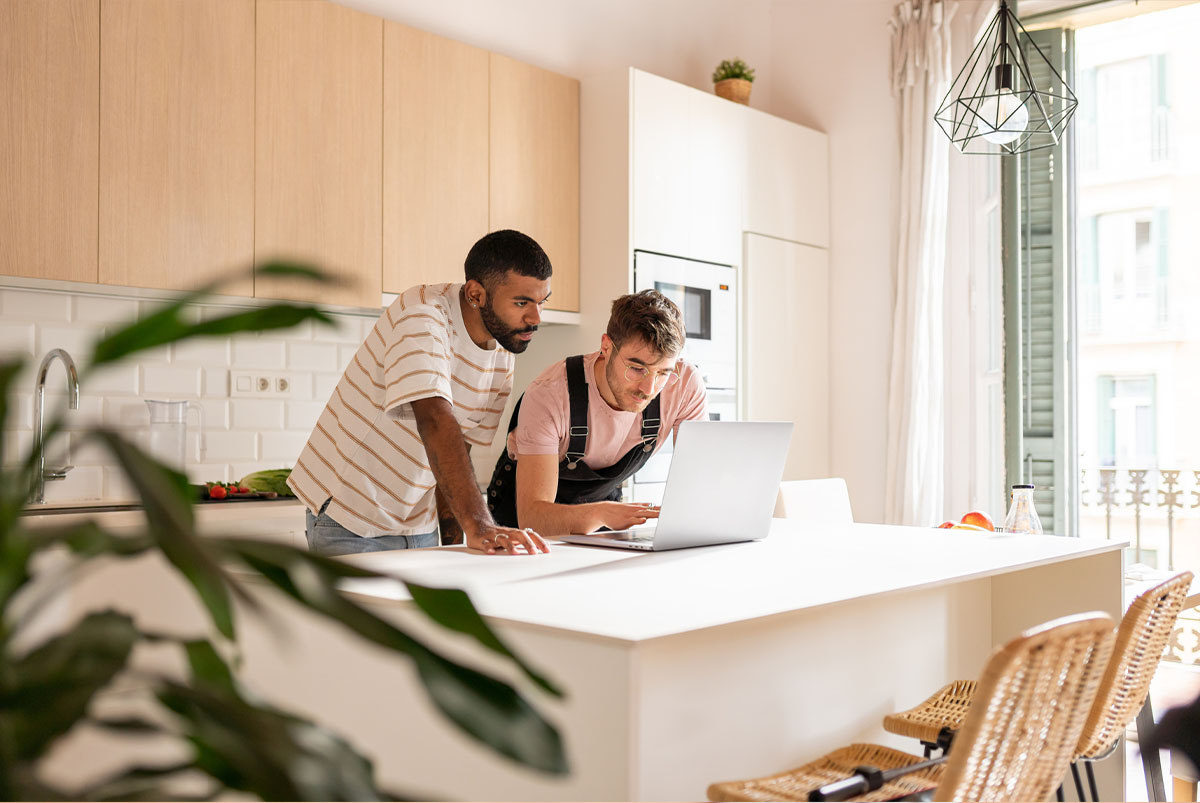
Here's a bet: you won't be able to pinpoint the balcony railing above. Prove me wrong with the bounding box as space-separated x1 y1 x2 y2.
1080 466 1200 666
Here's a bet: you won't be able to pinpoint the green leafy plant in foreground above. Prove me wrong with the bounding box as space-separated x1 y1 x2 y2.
0 264 567 800
712 58 755 83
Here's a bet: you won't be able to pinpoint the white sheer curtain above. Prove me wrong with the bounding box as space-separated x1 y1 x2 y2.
884 0 955 526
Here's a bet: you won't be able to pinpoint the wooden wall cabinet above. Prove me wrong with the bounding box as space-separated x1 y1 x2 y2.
489 53 580 313
100 0 254 295
383 23 489 292
0 0 99 283
254 0 382 308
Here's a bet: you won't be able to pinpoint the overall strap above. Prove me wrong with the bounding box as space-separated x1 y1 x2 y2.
564 355 589 469
639 393 663 452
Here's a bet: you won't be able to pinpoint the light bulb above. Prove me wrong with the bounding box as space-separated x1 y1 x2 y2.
974 89 1029 145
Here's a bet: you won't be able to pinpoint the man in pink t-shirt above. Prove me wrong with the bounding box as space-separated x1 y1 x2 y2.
485 291 707 536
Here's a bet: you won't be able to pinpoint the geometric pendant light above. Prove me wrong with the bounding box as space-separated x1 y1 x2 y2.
935 0 1078 155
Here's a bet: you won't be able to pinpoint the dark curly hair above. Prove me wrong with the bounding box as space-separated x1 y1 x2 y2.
463 230 552 288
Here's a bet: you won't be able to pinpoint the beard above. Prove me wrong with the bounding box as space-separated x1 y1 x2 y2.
479 300 537 353
604 357 653 412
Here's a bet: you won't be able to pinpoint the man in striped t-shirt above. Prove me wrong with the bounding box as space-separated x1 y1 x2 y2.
288 230 553 556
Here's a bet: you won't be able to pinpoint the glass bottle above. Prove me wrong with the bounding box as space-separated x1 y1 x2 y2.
1003 484 1043 535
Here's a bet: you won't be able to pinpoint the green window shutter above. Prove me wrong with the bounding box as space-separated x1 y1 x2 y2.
1152 54 1169 160
1096 376 1114 466
1155 207 1169 325
1004 26 1077 536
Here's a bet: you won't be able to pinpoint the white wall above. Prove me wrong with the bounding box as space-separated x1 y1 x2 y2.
768 0 899 523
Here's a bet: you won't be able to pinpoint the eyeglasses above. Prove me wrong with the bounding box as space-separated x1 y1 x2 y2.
623 359 680 387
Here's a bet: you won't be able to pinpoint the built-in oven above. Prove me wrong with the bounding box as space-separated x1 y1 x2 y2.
630 251 738 503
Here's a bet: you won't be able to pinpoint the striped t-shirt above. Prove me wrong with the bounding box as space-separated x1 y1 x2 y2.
287 283 514 537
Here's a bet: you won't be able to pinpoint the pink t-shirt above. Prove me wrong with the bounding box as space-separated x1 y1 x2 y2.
508 351 707 467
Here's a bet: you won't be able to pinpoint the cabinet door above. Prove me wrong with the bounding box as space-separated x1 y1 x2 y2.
490 54 579 312
383 23 488 293
100 0 254 295
744 110 829 248
688 90 744 266
743 234 829 481
255 0 382 308
631 70 691 260
0 0 99 283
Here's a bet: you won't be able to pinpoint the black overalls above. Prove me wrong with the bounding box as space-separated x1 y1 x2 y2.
486 355 662 528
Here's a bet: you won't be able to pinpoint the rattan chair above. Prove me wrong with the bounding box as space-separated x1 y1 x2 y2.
707 612 1115 803
882 570 1195 800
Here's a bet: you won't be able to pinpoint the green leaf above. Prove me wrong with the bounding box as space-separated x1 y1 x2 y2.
183 640 236 695
0 610 138 761
156 680 394 801
0 357 28 535
218 538 568 774
80 761 204 802
94 429 237 640
406 582 563 697
87 262 334 370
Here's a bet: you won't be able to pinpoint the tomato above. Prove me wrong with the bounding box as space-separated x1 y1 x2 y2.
237 486 250 494
209 485 227 500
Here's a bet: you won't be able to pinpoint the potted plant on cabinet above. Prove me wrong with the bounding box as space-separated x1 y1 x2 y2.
712 58 755 105
0 264 567 800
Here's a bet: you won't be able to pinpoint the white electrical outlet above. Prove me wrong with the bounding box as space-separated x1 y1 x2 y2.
230 370 293 398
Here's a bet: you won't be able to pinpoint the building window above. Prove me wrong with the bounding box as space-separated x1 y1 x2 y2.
1097 375 1156 467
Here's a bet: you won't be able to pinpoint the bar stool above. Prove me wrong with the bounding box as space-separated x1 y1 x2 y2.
881 570 1195 801
707 612 1115 802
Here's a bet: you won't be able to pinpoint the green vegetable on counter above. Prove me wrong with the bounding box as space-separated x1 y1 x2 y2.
239 468 295 496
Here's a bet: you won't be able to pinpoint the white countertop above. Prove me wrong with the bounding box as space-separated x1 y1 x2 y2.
339 520 1128 642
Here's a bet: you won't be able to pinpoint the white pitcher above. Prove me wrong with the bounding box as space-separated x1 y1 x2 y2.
145 400 205 471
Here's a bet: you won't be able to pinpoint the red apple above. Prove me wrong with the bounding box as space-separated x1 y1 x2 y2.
959 510 995 531
936 520 955 529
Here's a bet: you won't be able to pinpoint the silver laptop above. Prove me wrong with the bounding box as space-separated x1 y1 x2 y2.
559 420 793 551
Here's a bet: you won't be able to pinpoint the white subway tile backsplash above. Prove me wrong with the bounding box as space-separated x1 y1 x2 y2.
206 431 259 462
103 399 149 431
232 339 286 369
313 374 339 405
37 325 102 366
9 393 33 430
284 400 326 431
2 430 33 467
0 289 70 323
142 365 202 396
202 368 229 398
286 341 338 372
173 338 231 366
103 466 137 501
0 322 36 357
139 299 200 324
41 466 104 503
57 395 105 431
85 364 140 396
1 287 386 501
260 431 308 461
312 315 361 344
337 345 357 373
74 296 139 327
194 399 230 431
232 399 285 430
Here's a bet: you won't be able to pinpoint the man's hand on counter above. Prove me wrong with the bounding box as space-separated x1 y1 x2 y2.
466 523 551 555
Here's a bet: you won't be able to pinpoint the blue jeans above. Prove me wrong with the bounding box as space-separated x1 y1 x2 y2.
305 501 439 556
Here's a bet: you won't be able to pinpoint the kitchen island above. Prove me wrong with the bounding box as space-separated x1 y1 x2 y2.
233 520 1126 801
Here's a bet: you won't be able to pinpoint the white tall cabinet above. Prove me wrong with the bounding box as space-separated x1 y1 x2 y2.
495 68 830 485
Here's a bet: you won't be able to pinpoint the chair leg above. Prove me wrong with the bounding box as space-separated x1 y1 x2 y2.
1084 761 1100 802
1055 783 1065 802
1136 696 1167 802
1071 761 1088 801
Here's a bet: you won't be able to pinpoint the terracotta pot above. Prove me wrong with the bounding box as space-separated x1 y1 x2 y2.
714 77 752 105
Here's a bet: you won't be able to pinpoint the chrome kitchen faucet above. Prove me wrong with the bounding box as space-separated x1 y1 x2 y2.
32 348 80 504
